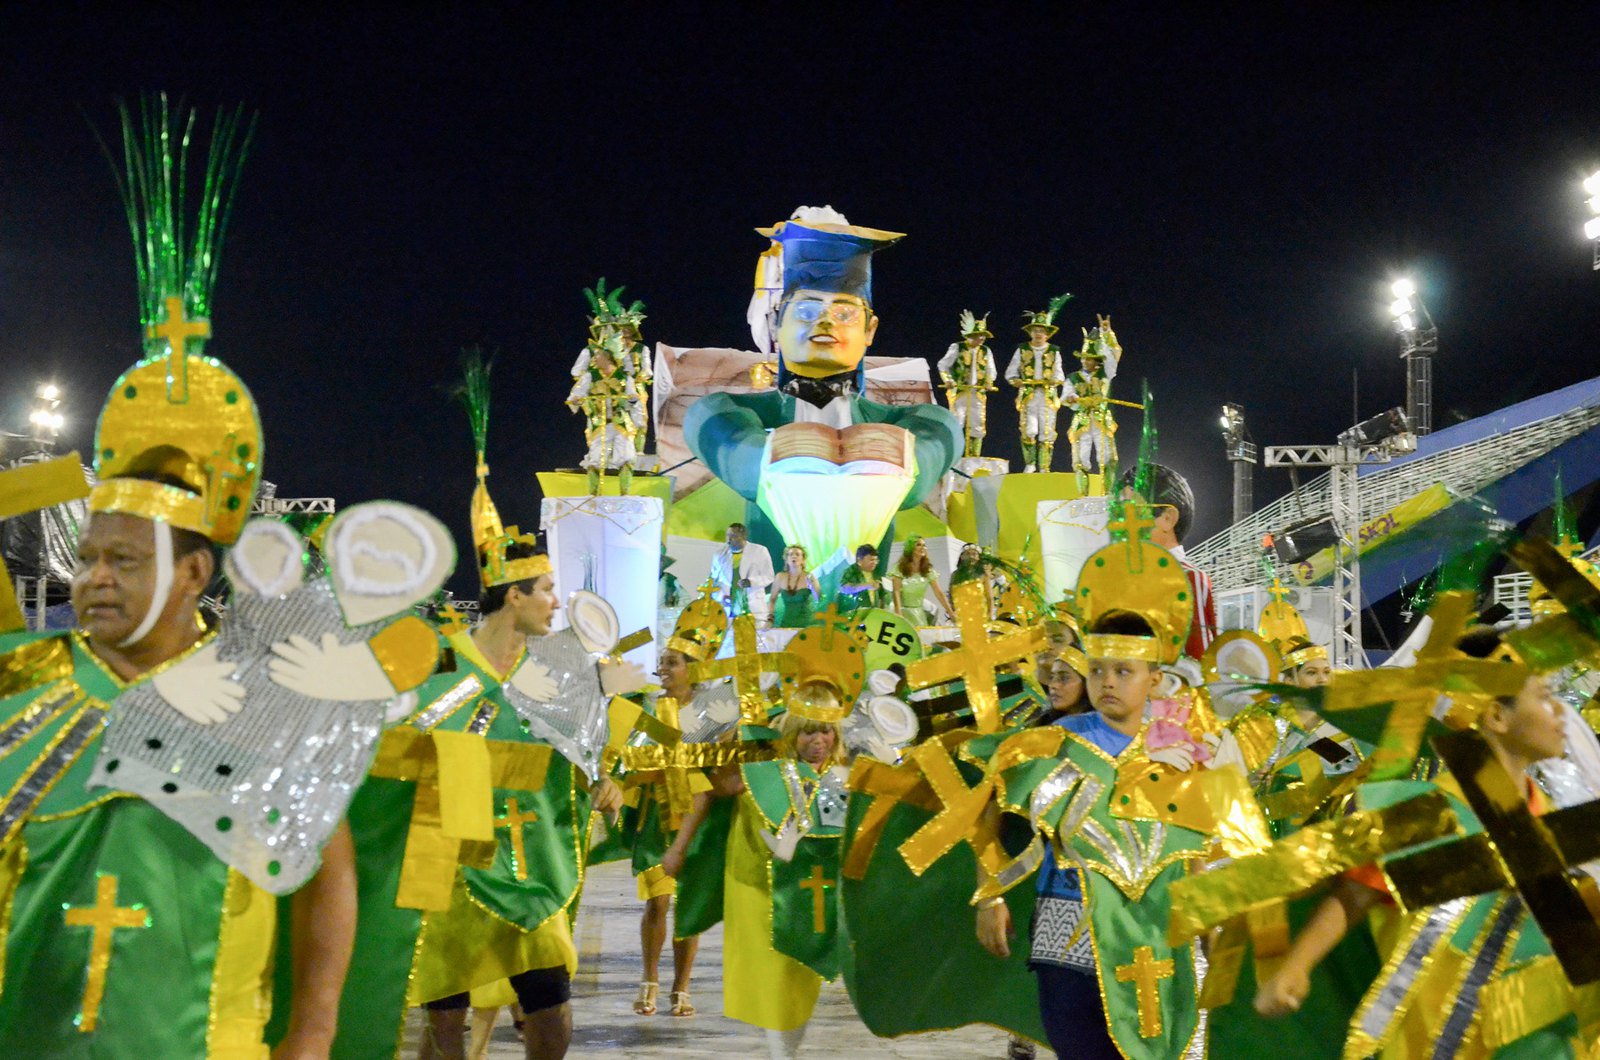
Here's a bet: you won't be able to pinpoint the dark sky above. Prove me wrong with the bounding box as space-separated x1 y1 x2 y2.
5 6 1599 594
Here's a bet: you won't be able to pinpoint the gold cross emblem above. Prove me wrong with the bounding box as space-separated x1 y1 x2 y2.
1115 945 1175 1038
494 797 541 881
144 295 211 401
798 864 833 933
63 874 150 1032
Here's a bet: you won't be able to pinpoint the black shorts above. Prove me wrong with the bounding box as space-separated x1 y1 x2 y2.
423 965 572 1014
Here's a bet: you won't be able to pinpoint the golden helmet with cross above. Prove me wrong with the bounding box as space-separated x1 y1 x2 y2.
780 609 870 725
667 584 730 663
89 314 263 546
1074 503 1192 664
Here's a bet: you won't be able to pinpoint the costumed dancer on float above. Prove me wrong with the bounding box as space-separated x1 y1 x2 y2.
773 544 823 629
1004 294 1071 474
682 210 961 571
411 353 646 1060
617 298 651 452
619 590 736 1019
709 522 775 626
937 310 999 458
566 330 640 495
891 535 953 626
661 619 866 1059
0 98 455 1057
1065 316 1125 484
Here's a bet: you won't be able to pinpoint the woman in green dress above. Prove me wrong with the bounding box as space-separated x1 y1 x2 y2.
772 545 821 628
891 535 953 625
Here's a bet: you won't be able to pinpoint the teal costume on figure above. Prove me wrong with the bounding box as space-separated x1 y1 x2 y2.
683 389 960 562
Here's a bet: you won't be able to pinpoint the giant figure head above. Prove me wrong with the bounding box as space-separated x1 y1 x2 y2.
759 217 903 383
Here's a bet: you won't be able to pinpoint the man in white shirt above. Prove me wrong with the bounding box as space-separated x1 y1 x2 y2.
710 522 774 627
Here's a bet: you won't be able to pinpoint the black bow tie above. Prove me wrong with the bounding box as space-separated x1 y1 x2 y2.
782 373 859 409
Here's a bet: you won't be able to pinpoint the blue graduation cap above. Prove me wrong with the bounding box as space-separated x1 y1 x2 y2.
756 218 904 305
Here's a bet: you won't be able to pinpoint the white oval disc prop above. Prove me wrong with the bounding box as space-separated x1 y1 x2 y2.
567 590 620 654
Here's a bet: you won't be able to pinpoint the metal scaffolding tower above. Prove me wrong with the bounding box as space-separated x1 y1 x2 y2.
1263 439 1410 669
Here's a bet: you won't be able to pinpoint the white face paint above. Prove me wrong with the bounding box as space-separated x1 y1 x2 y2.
120 520 175 647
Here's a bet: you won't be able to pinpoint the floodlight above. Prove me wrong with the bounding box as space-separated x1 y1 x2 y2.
1586 172 1600 197
1338 406 1411 447
1389 297 1413 318
37 383 59 401
1390 278 1416 300
1396 313 1417 333
1587 217 1600 241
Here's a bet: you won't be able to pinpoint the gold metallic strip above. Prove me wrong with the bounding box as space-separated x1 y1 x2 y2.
1167 791 1457 944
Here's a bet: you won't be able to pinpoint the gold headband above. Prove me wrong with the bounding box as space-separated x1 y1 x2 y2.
1084 634 1162 664
88 479 208 537
1284 644 1329 670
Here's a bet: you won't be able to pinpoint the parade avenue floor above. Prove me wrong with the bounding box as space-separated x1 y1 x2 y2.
399 857 1035 1058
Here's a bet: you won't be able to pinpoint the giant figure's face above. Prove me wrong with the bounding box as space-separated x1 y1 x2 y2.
777 288 879 379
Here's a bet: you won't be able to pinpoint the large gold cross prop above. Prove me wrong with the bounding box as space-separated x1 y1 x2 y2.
904 580 1045 733
896 737 1003 876
620 728 774 829
686 614 795 725
495 796 541 882
1115 945 1175 1039
0 454 92 633
1321 590 1525 779
1382 728 1600 985
144 295 211 401
798 864 834 933
63 873 150 1033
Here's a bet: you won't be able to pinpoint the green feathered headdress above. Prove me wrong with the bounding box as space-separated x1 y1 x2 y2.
1021 292 1072 335
95 93 256 341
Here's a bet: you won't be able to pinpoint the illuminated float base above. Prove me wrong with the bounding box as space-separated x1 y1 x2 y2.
538 493 664 674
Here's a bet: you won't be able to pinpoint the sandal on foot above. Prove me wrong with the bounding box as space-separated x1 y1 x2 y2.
633 981 659 1016
669 991 695 1017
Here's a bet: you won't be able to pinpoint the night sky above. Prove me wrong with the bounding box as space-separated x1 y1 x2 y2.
5 6 1600 595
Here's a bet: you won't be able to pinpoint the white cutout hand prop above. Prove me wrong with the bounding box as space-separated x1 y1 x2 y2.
509 659 560 702
268 633 395 700
1147 745 1196 773
760 818 802 863
150 643 245 725
599 659 649 696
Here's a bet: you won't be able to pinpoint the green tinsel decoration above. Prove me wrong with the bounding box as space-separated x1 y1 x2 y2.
453 347 496 460
1553 466 1576 545
94 93 256 331
1434 496 1513 596
1129 379 1157 501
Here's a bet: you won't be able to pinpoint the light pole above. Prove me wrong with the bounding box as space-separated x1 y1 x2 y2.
19 382 66 628
1387 278 1437 436
1583 171 1600 270
28 383 64 451
1220 403 1256 524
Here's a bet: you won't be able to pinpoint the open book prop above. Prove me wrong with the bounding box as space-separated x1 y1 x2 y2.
87 501 454 894
756 421 918 564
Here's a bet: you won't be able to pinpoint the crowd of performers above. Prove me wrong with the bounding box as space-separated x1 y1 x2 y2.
6 105 1600 1060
